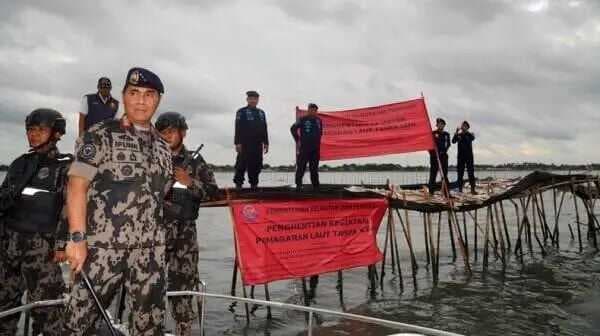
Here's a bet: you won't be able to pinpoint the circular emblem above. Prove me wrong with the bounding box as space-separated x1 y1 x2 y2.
129 70 140 85
37 167 50 180
120 165 133 176
79 144 97 161
129 153 137 161
117 152 126 161
242 205 259 223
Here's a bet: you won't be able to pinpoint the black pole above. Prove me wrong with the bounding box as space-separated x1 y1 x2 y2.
81 271 118 336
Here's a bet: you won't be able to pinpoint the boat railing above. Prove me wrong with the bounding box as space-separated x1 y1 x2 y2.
0 282 463 336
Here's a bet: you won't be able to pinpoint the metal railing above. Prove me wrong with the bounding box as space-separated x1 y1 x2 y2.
1 285 463 336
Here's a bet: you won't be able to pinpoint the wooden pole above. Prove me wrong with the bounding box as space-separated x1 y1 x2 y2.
264 284 272 319
463 211 469 261
483 207 491 271
427 213 437 282
403 194 418 271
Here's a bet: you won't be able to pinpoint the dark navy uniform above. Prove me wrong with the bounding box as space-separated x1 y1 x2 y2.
452 130 476 193
291 115 322 188
233 106 268 188
82 93 119 131
428 129 451 193
0 146 70 336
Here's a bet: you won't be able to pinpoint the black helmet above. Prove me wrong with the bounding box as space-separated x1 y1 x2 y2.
155 111 188 131
25 108 66 135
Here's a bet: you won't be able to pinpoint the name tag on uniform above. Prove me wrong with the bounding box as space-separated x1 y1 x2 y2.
22 187 49 196
173 182 188 189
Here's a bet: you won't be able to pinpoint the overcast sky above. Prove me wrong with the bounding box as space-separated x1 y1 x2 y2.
1 0 598 166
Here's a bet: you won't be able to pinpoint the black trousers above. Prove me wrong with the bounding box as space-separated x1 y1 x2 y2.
457 155 476 192
428 152 449 193
233 144 263 187
295 148 320 188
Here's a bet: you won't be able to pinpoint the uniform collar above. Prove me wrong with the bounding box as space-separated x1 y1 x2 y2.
97 92 111 104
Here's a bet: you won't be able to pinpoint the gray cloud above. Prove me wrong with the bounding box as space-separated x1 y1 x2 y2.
0 0 598 166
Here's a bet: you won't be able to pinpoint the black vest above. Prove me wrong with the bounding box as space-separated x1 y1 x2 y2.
5 152 72 233
84 94 119 130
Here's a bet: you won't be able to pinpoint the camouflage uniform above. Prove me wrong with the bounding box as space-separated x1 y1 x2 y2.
0 147 70 336
64 120 172 335
165 146 218 335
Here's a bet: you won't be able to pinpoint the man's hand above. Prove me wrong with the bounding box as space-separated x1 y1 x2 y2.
263 143 269 154
66 241 87 275
174 167 193 187
53 250 67 263
235 144 242 153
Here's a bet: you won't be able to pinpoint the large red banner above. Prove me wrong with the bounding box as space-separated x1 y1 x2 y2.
296 98 435 161
231 198 388 285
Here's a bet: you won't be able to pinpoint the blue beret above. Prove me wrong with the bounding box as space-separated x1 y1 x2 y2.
124 67 164 94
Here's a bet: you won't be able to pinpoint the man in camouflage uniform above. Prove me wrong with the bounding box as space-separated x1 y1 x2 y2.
64 67 173 335
155 112 219 336
0 108 70 335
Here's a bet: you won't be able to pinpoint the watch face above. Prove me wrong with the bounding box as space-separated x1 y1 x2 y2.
71 232 85 242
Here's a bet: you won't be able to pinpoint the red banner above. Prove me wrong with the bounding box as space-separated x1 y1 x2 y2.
230 198 388 285
296 98 435 160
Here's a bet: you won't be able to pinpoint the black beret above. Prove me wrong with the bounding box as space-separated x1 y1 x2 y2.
124 67 164 94
436 118 446 125
246 90 259 97
98 77 111 87
308 103 318 110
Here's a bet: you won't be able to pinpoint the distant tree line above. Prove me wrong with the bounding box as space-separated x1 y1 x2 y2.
1 162 598 173
207 162 600 172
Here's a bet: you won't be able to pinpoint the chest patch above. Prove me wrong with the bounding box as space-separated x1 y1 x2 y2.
37 167 50 180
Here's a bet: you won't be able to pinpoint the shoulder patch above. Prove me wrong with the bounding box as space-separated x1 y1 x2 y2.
78 144 97 161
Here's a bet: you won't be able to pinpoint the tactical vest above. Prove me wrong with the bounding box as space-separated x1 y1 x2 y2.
164 152 200 221
84 94 119 130
6 154 72 233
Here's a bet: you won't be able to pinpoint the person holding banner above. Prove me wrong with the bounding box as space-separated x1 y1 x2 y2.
428 118 451 195
233 90 269 191
453 120 477 194
291 103 323 191
155 111 219 336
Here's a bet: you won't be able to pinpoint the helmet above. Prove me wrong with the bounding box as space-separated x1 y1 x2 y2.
155 111 188 131
25 108 66 135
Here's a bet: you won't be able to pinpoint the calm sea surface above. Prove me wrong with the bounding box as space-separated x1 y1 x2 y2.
3 170 600 335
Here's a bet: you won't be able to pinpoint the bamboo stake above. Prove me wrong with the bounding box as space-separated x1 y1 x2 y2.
423 213 431 267
447 210 457 262
402 194 418 271
483 207 491 271
571 181 583 252
389 209 404 290
463 211 469 261
380 209 392 287
396 209 418 271
264 284 272 319
474 209 478 261
500 201 511 250
427 213 437 282
493 203 506 264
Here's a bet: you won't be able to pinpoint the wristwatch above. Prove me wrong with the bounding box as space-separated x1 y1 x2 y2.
69 231 87 243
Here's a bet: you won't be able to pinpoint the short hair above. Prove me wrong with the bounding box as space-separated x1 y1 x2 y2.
246 90 259 98
462 120 470 128
436 118 446 125
308 103 318 110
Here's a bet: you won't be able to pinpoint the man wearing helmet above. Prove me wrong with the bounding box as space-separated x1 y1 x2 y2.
155 111 219 336
0 108 71 335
